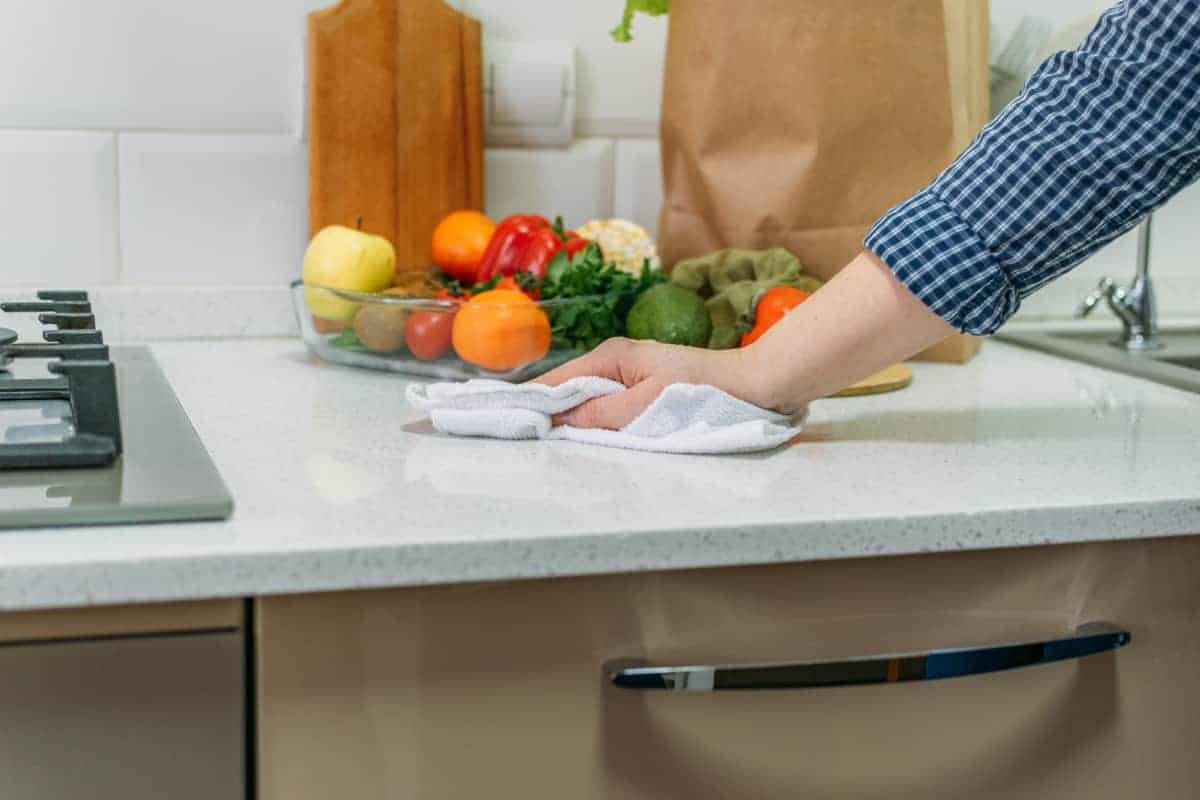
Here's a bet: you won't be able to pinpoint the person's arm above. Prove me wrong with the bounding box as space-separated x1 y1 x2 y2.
868 0 1200 333
537 251 951 429
541 0 1200 429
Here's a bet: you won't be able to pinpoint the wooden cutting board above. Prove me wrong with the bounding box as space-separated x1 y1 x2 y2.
307 0 484 272
830 364 913 398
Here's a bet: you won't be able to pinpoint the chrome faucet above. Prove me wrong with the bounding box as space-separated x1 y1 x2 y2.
1076 214 1163 351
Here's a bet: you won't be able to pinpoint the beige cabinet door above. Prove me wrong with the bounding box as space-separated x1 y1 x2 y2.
0 631 245 799
259 536 1200 799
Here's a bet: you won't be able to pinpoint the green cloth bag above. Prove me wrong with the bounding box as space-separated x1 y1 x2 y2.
671 248 824 349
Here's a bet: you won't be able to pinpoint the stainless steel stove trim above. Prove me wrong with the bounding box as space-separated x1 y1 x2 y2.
0 347 234 530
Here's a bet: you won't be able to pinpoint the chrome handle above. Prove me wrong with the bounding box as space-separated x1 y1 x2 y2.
604 622 1130 692
1075 277 1118 319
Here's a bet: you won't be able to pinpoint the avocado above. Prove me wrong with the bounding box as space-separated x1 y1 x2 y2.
626 284 713 347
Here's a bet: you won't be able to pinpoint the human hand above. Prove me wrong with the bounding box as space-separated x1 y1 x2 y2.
534 251 956 432
533 338 775 430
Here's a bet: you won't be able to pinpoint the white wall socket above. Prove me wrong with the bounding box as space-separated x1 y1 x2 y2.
484 40 576 148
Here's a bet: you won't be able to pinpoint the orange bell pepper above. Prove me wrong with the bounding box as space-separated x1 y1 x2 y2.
741 286 810 347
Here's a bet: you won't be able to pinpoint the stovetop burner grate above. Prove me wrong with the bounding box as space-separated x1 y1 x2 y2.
0 291 123 470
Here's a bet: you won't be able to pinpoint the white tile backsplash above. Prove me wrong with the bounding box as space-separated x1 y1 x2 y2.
118 134 307 286
486 138 614 225
614 139 663 237
1014 181 1200 322
1145 182 1200 280
0 0 321 132
0 131 118 288
465 0 667 136
1008 227 1140 321
0 0 1196 332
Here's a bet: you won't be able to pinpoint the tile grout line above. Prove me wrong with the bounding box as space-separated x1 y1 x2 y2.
0 125 303 137
112 131 124 285
606 138 617 219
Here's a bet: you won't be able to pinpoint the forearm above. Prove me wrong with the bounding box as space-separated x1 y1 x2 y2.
741 250 954 410
538 251 951 428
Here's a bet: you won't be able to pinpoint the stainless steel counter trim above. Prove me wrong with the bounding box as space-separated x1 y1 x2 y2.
998 326 1200 394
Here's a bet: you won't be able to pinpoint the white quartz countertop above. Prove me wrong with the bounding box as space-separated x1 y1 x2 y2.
2 337 1199 612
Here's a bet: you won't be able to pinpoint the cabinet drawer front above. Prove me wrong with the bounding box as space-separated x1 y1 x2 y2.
0 632 244 800
259 537 1200 799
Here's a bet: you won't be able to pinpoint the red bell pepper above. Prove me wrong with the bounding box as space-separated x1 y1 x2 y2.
475 214 588 283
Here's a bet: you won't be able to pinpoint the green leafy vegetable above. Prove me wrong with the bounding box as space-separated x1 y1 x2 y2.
540 243 666 351
471 274 503 293
611 0 670 42
330 329 363 349
438 272 502 297
513 271 541 293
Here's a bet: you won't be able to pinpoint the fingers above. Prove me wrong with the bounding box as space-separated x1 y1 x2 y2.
554 379 664 430
532 338 633 387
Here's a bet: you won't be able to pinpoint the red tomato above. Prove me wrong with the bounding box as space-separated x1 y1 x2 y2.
405 311 455 360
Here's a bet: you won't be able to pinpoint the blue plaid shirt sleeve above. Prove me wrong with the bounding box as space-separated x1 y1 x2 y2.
865 0 1200 335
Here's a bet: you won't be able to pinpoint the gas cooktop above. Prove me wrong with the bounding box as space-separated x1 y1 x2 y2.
0 291 233 529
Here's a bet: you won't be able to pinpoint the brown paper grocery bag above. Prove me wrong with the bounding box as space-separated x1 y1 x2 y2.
658 0 989 362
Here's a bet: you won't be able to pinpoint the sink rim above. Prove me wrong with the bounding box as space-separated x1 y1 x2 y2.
1159 356 1200 370
997 326 1200 395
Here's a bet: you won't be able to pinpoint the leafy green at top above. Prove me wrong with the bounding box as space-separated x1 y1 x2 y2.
611 0 670 42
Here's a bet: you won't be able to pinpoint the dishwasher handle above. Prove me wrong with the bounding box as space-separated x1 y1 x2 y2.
604 622 1130 692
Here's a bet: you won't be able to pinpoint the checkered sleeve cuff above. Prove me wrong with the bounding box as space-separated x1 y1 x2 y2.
865 190 1020 336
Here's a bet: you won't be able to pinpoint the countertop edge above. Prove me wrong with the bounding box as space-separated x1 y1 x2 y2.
2 498 1195 613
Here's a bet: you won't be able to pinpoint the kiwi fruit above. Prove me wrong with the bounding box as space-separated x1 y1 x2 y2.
353 288 413 354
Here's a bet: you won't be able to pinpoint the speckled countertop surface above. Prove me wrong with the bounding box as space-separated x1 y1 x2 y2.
1 337 1198 611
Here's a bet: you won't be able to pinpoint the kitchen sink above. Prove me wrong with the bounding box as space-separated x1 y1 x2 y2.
1161 356 1200 371
998 326 1200 394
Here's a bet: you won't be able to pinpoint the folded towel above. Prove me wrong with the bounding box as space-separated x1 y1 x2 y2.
405 377 804 455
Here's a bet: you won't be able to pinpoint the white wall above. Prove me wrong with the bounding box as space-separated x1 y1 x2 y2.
0 1 1195 334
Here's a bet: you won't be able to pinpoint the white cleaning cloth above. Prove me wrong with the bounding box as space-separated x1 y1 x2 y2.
405 377 803 455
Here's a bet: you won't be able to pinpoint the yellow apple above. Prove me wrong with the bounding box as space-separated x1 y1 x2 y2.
303 225 397 322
